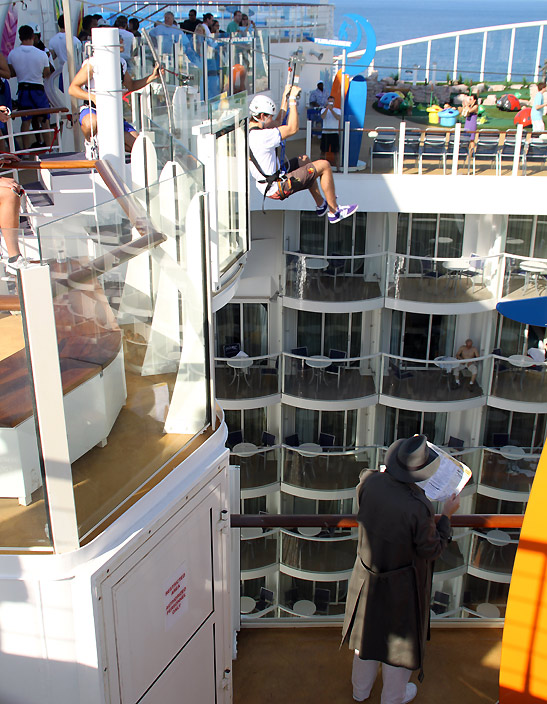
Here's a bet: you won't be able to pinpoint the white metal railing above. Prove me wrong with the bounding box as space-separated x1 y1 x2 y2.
347 21 547 83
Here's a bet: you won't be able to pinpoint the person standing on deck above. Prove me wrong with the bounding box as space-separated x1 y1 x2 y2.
342 435 460 704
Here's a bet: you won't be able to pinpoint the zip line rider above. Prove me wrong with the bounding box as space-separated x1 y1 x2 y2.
248 85 357 224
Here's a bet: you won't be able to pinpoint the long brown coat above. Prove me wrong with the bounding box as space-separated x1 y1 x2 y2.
342 470 450 671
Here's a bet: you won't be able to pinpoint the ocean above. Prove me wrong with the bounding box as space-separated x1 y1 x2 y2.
329 0 547 82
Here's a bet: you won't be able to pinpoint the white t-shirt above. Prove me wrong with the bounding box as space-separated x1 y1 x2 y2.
49 31 80 65
322 106 340 130
249 126 283 195
118 27 135 60
8 45 49 85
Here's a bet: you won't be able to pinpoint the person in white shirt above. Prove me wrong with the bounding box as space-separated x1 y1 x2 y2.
201 13 214 36
320 95 341 167
248 86 357 224
113 16 135 62
8 25 52 148
49 15 80 91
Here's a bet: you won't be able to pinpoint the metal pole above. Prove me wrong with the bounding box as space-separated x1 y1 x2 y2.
343 120 350 174
452 121 461 176
512 123 524 176
480 31 487 83
425 39 431 83
507 27 516 82
453 34 460 82
306 118 311 158
397 121 405 175
534 25 544 83
61 0 82 151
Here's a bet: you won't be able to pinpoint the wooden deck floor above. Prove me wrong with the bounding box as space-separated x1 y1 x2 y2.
233 627 502 704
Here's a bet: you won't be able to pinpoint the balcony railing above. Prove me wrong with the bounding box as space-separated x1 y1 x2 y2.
284 252 384 303
479 448 538 497
282 446 375 494
233 445 280 491
215 353 280 400
280 529 357 574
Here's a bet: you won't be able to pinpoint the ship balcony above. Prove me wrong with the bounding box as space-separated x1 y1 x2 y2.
281 446 376 497
283 352 379 404
284 252 384 310
380 353 492 409
489 352 547 408
280 529 358 577
240 528 279 573
215 354 280 401
232 445 280 494
478 448 538 500
468 530 519 583
501 254 547 300
385 252 502 312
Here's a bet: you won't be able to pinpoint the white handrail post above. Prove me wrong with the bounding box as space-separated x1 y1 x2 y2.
398 45 402 79
512 123 524 176
453 34 460 82
507 27 516 82
306 119 312 158
343 120 350 175
534 25 544 83
7 119 16 154
425 40 431 83
397 121 405 175
480 31 488 83
452 122 461 176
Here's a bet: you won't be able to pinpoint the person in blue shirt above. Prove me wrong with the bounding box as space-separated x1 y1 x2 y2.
531 82 546 132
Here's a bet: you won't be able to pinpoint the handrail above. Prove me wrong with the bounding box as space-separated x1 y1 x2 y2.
231 513 524 529
10 160 97 170
0 295 20 311
9 107 69 119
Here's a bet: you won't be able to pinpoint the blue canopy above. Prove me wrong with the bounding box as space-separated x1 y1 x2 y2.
496 297 547 327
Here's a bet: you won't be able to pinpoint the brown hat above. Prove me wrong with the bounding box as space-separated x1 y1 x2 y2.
385 434 440 483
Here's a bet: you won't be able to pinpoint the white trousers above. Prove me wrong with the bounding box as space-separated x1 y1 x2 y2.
352 652 412 704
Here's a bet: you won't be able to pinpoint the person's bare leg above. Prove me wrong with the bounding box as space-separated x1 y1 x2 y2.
80 113 97 141
21 121 31 149
0 185 22 257
124 131 137 152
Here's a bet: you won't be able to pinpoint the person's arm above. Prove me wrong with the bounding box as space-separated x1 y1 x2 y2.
455 346 463 360
0 53 10 79
68 62 95 102
277 85 300 139
414 493 459 560
8 63 15 78
123 62 163 92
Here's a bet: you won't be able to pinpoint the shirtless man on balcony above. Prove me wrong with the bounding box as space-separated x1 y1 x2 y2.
453 338 479 388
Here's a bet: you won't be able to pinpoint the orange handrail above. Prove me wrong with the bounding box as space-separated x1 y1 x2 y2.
230 514 524 529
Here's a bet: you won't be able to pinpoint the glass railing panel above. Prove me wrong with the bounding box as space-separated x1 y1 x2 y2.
480 448 538 495
36 168 211 544
0 286 53 550
232 446 280 490
278 573 348 617
469 530 519 576
282 446 375 492
208 92 249 277
284 253 385 302
281 531 357 573
490 352 547 404
501 254 547 299
282 352 379 401
215 353 279 400
381 353 490 402
433 530 470 574
386 253 501 304
241 530 278 571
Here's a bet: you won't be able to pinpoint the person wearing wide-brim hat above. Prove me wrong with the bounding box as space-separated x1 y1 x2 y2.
342 435 460 704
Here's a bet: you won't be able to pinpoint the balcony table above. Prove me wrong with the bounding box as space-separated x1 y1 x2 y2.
232 442 258 457
443 258 472 290
304 257 328 270
506 238 524 246
227 351 253 389
296 443 323 457
298 526 322 537
305 355 331 387
433 355 459 390
476 602 501 618
508 353 535 390
519 259 547 292
293 599 317 616
499 445 525 461
241 527 263 539
240 596 257 614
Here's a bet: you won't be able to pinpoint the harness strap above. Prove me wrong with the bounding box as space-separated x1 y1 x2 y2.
249 143 287 212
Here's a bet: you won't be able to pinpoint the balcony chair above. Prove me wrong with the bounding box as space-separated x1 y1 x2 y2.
325 348 347 387
227 429 244 449
402 127 422 170
447 436 465 451
314 587 331 615
285 587 299 609
325 254 346 289
492 432 510 448
431 590 450 615
523 132 547 175
498 129 526 174
421 257 443 284
388 361 415 394
319 432 336 450
448 130 472 173
472 129 500 174
370 126 398 173
284 433 300 447
262 431 276 447
419 129 447 174
256 587 274 611
291 346 309 377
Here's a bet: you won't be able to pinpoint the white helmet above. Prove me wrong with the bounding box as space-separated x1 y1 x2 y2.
249 94 276 118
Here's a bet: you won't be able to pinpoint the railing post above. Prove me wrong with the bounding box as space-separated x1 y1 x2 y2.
452 122 461 176
480 31 488 83
306 119 312 159
397 121 405 175
398 45 402 80
507 27 516 82
512 123 524 176
425 40 431 83
534 25 544 83
453 34 460 82
343 120 350 174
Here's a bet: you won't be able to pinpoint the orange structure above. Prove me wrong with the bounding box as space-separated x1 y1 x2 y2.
331 69 350 109
499 441 547 702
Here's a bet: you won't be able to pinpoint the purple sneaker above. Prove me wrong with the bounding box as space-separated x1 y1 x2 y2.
328 203 358 224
